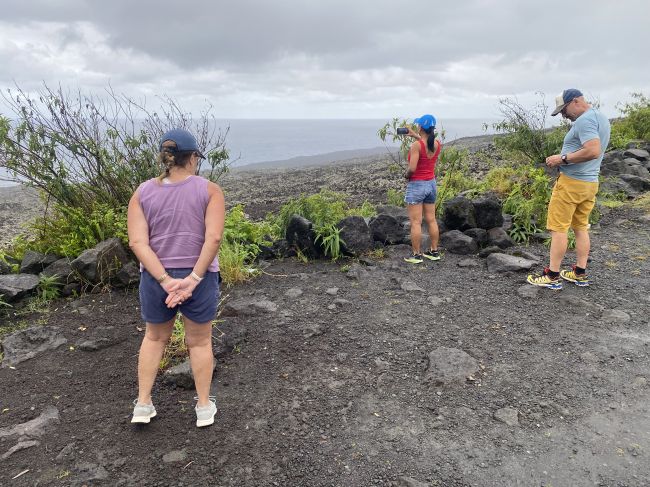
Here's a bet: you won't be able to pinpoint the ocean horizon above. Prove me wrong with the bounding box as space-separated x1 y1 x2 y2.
221 118 496 167
0 118 497 187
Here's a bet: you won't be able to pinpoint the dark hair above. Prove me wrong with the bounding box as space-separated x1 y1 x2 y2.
423 126 436 152
156 141 194 180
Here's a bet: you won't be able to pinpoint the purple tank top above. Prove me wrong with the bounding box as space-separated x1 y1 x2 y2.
138 176 219 272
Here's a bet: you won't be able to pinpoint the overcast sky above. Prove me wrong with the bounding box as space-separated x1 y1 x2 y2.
1 0 649 120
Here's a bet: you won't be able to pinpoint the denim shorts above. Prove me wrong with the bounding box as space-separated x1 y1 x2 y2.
139 268 220 324
405 179 437 205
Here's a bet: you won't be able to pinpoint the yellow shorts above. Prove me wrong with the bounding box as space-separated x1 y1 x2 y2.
546 173 598 232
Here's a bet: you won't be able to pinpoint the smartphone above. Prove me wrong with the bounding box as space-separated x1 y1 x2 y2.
396 128 409 135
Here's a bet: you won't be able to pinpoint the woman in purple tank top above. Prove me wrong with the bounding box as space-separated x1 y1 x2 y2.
127 128 225 428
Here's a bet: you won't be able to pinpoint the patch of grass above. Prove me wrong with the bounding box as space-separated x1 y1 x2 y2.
295 248 309 264
0 319 30 341
386 188 405 207
631 193 650 211
160 315 186 370
364 248 386 259
219 241 259 288
600 199 626 209
315 224 345 261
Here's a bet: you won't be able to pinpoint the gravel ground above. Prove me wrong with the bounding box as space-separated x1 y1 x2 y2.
1 146 649 486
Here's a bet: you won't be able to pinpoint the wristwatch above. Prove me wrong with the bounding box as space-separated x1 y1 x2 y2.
561 154 568 165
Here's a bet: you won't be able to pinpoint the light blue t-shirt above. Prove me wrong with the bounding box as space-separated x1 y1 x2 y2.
560 108 610 182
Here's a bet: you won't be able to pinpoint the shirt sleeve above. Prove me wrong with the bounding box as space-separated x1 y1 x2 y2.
577 113 600 145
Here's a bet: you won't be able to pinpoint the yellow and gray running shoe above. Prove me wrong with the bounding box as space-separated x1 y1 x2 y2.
560 265 590 287
526 267 562 290
404 253 424 264
422 249 442 261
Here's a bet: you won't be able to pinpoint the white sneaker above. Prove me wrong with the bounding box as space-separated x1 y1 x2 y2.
195 396 217 428
131 400 157 424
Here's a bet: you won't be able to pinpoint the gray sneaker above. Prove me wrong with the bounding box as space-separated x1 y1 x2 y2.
195 396 217 428
131 400 157 424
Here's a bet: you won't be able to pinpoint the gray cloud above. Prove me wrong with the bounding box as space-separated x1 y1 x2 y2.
1 0 649 118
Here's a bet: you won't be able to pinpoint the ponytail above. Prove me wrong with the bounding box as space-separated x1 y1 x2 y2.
156 141 193 180
424 127 436 152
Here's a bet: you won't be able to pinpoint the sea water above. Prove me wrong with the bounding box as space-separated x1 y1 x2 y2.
221 118 495 166
0 118 495 186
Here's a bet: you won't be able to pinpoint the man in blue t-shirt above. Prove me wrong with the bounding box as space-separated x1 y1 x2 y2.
527 88 611 290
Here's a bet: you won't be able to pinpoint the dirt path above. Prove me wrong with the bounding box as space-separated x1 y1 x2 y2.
1 201 649 486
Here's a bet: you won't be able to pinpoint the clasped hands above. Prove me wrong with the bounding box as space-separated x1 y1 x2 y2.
161 276 199 308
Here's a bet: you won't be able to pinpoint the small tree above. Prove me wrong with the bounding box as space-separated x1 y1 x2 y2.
487 92 569 166
0 83 231 210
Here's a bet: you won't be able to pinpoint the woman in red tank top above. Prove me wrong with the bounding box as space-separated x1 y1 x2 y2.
402 114 442 264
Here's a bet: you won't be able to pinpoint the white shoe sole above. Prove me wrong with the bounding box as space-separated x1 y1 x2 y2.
131 411 157 423
196 409 217 428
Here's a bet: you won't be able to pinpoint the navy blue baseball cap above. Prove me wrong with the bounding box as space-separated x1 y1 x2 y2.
551 89 583 116
414 114 436 130
159 128 205 159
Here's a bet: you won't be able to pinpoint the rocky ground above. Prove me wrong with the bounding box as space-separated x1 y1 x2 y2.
1 150 650 486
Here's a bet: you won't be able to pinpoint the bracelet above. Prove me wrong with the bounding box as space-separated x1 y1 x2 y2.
157 272 169 283
189 271 203 282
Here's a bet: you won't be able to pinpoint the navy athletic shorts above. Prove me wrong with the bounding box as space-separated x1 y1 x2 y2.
139 268 220 324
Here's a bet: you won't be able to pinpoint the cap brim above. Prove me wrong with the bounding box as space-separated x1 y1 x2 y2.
551 104 566 116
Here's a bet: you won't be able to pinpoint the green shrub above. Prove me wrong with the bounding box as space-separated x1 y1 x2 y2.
386 188 405 207
478 166 518 196
278 190 383 259
609 93 650 149
218 205 278 286
277 190 349 233
434 146 478 214
502 166 552 244
347 200 377 218
33 203 128 257
37 274 62 302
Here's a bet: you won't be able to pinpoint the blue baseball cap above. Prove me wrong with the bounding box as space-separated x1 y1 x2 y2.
159 128 205 159
414 114 436 130
551 88 583 116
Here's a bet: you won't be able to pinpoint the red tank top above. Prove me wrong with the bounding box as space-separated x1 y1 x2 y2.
408 139 441 181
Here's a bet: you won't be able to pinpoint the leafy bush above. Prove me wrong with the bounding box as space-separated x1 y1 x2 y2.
34 203 127 257
347 200 377 218
223 205 277 257
219 205 277 286
478 166 518 196
502 166 552 244
386 188 405 207
0 84 231 211
277 190 382 259
434 146 477 214
277 190 349 233
609 93 650 149
37 274 61 301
